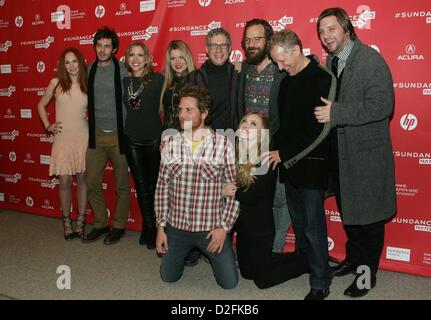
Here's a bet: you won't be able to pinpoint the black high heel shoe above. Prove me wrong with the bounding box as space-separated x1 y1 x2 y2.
74 212 86 239
63 215 75 240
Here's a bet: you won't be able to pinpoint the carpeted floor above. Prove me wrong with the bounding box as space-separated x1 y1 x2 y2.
0 209 430 300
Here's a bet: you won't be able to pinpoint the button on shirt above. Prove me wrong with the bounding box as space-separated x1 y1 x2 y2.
155 130 239 232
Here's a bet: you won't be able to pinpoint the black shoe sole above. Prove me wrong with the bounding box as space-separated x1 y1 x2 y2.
82 233 109 243
103 239 122 245
184 260 200 267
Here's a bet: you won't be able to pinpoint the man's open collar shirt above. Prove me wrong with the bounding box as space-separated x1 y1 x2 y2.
155 129 239 232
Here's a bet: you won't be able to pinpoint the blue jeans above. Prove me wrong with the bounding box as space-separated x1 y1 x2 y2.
284 181 332 290
273 178 291 252
160 224 238 289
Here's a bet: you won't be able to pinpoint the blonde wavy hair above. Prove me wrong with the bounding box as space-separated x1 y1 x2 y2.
160 40 195 114
236 112 271 190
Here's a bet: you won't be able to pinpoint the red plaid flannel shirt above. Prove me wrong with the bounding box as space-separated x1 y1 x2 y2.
155 129 239 232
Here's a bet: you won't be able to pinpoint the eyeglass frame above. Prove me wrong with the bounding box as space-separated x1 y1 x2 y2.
207 43 230 51
244 36 266 45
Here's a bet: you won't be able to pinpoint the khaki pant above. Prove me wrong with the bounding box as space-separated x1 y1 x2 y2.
86 130 130 229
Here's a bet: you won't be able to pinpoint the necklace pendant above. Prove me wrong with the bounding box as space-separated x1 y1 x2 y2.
129 97 141 110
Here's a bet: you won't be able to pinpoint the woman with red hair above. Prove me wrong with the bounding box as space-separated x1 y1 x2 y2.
37 47 88 240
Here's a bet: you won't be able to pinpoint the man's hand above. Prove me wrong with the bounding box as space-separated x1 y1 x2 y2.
156 226 168 254
206 228 227 254
262 150 281 170
314 97 332 123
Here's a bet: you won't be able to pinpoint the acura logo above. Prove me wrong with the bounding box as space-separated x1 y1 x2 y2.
405 44 415 54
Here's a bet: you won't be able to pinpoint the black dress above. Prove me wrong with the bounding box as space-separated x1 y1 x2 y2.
235 168 308 289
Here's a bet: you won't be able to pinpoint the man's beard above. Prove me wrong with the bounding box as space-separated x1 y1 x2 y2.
245 47 267 65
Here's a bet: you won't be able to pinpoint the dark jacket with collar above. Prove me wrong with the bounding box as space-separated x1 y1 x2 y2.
187 60 240 130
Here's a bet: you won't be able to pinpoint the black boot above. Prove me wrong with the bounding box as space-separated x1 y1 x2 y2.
143 223 156 249
140 190 157 250
139 221 146 245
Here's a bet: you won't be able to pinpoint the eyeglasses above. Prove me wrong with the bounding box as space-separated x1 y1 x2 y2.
244 36 266 45
207 43 229 51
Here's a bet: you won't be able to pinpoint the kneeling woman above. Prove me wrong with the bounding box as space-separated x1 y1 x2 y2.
223 112 308 289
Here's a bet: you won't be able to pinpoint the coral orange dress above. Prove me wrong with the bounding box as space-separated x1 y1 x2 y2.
49 83 88 176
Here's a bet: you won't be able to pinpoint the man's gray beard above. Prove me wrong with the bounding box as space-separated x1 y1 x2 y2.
245 48 268 65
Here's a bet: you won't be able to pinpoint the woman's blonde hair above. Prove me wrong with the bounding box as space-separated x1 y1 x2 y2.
160 40 195 114
236 112 271 190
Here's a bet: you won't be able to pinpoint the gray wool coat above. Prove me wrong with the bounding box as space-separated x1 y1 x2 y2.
328 39 397 225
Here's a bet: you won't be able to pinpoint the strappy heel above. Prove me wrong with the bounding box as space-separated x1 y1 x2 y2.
63 215 75 240
74 212 86 239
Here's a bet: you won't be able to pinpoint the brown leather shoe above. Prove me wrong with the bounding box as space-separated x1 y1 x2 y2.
82 226 111 243
103 228 125 245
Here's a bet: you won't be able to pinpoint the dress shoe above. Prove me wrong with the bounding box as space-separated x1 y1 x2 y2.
103 228 125 245
304 288 330 300
331 260 357 277
185 248 201 267
82 226 111 243
344 274 376 298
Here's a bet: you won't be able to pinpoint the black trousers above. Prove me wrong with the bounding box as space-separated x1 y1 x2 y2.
124 135 160 226
330 142 385 275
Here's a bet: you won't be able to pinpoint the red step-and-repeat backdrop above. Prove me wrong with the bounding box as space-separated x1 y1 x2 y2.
0 0 430 277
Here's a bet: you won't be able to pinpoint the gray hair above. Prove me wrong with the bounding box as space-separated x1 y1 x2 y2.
206 28 232 47
267 29 302 53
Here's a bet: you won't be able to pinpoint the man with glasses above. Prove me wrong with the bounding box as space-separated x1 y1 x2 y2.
186 27 240 266
188 27 240 131
237 19 289 255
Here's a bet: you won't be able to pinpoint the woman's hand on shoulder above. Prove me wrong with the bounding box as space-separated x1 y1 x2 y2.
222 182 237 198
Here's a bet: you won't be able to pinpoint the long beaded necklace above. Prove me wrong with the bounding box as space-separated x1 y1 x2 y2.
128 77 146 110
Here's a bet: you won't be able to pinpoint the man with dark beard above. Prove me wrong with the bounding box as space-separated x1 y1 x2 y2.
237 19 290 254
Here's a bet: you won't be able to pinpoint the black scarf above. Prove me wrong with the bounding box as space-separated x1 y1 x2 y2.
87 57 126 154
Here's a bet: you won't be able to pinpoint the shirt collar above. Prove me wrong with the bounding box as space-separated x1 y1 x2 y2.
335 39 354 61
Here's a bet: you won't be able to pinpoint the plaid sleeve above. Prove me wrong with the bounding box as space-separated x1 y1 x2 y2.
220 137 240 231
154 137 172 227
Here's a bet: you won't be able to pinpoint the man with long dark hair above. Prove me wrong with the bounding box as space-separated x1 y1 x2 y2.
315 7 396 298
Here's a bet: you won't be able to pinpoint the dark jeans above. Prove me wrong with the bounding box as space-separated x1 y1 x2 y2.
124 135 160 225
284 180 332 290
160 224 238 289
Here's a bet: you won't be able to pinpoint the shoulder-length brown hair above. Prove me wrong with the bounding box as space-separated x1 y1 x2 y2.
56 47 87 94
